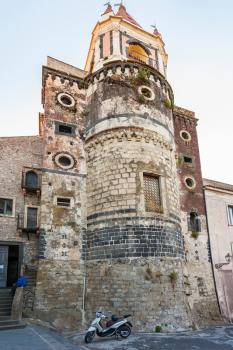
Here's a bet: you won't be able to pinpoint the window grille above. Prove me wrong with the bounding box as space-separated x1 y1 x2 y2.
57 197 71 207
144 175 161 212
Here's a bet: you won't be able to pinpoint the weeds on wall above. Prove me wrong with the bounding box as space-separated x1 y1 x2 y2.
191 231 199 239
163 98 173 110
129 67 150 86
169 271 178 289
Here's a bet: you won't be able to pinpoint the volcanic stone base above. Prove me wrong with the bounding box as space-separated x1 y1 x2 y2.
84 257 192 332
34 260 84 331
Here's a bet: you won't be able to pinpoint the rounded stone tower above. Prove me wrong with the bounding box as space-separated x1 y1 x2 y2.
83 4 191 330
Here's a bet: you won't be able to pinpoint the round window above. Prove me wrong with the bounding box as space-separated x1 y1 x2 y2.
184 176 196 190
180 130 191 142
138 85 155 101
54 153 75 169
58 156 71 167
57 93 75 108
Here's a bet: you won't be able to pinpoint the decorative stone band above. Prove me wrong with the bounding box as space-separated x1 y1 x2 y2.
85 60 173 102
42 61 173 104
42 66 85 105
85 126 173 153
85 113 174 139
82 218 184 261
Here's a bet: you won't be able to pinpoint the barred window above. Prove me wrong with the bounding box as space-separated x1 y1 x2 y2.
144 174 162 212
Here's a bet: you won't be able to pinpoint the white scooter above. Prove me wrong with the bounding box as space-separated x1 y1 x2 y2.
84 311 132 343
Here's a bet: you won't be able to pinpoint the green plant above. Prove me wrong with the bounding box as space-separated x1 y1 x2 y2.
137 67 150 83
169 271 178 289
155 325 162 333
138 94 145 104
163 99 173 109
129 67 150 86
191 231 199 239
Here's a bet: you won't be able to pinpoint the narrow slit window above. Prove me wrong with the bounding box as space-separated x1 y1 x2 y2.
57 197 71 207
143 175 162 212
188 212 201 232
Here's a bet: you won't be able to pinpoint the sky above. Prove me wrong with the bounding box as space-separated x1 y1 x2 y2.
0 0 233 184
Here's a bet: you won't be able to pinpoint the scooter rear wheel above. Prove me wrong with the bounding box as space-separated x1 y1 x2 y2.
85 331 95 343
118 325 131 338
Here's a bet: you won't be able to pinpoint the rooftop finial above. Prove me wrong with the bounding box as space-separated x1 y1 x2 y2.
151 23 161 36
102 2 113 15
114 1 123 7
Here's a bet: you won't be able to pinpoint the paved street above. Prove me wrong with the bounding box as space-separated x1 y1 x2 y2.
73 326 233 350
1 325 233 350
0 325 79 350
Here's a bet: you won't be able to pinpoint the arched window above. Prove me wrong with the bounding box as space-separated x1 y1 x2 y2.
25 171 38 189
188 211 201 233
128 43 149 64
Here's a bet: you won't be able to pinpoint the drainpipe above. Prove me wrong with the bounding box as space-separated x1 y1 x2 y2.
203 187 222 316
81 233 87 327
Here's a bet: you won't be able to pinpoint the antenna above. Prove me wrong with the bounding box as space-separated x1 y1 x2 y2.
104 2 111 6
114 0 123 6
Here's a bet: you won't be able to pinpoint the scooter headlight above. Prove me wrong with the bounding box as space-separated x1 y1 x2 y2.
96 311 103 318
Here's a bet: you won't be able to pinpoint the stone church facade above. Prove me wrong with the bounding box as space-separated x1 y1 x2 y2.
0 4 221 331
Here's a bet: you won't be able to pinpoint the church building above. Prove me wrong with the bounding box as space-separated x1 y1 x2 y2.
0 4 222 331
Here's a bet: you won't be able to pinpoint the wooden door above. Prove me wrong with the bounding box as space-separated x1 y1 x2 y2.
0 246 9 288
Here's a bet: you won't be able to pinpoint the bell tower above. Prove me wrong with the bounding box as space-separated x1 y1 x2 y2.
85 3 167 77
83 4 191 331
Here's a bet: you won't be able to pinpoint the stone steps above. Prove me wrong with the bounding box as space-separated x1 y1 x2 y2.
0 289 13 318
0 288 26 331
0 319 26 331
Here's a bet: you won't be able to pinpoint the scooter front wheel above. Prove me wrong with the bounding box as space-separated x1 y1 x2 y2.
117 325 131 338
85 331 95 343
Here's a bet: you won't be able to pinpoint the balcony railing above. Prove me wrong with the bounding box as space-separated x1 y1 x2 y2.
128 50 158 70
17 214 39 233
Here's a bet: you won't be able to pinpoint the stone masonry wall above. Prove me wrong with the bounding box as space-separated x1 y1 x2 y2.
34 68 87 330
0 136 42 265
85 258 191 332
83 66 192 331
173 107 221 325
0 136 42 315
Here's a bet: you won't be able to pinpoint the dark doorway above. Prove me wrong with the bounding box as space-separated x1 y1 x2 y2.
7 245 19 287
